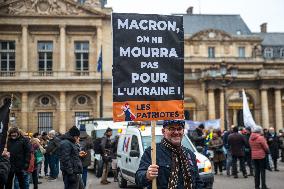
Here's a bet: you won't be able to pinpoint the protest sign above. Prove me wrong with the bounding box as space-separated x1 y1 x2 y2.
112 13 184 122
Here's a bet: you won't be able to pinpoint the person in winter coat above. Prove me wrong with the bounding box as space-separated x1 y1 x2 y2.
228 126 248 178
30 138 44 189
111 135 120 182
189 124 206 148
6 127 31 189
279 130 284 162
46 130 61 180
79 125 94 188
135 120 203 189
209 132 225 175
243 127 254 176
266 127 280 171
100 127 113 185
59 126 84 189
0 149 10 188
249 125 270 189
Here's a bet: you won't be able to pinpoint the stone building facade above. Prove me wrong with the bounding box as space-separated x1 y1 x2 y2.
0 0 112 133
0 2 283 133
182 13 284 131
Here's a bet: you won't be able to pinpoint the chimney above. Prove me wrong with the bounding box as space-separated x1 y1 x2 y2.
186 6 193 14
260 23 267 33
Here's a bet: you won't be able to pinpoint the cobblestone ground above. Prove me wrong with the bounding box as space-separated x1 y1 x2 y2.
36 161 284 189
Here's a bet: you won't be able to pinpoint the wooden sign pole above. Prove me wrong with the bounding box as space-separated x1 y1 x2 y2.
151 121 157 189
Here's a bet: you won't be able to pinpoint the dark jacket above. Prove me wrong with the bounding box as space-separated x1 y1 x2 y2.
190 128 205 147
7 135 31 171
101 134 112 162
79 132 94 168
46 136 61 156
228 132 248 157
135 142 203 189
59 133 83 175
0 155 10 184
266 133 279 159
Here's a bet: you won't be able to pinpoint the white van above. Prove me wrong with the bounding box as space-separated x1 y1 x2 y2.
117 126 214 189
77 118 128 176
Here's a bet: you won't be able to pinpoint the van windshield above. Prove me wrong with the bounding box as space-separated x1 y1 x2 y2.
141 135 195 152
94 129 118 140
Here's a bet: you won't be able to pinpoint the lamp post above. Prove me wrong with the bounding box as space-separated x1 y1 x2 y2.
208 61 238 131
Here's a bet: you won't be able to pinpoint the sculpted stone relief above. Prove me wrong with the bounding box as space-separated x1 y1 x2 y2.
191 29 232 41
0 0 101 16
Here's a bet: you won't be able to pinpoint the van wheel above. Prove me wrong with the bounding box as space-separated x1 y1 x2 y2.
118 169 127 188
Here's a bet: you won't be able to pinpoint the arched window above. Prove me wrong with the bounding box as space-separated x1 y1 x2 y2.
264 47 273 58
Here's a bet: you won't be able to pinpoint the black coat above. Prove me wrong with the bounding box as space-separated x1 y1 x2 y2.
79 132 94 168
266 133 279 159
135 142 203 189
190 129 205 147
46 136 61 156
228 132 248 157
7 136 31 171
0 155 10 184
59 133 83 175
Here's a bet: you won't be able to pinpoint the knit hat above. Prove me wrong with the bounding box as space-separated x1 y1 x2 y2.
69 126 80 137
163 120 185 128
252 125 263 133
105 127 112 133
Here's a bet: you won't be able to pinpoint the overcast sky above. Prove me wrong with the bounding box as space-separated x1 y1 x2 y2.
106 0 284 32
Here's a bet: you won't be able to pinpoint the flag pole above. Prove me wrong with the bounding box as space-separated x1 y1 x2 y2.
99 46 103 118
151 121 157 189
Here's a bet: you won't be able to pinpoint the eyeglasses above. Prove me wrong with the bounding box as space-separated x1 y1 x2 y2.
166 126 184 132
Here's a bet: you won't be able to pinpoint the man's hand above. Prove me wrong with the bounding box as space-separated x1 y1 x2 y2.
146 164 159 181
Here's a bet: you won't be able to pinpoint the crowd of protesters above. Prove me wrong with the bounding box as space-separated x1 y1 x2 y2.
0 122 283 189
188 124 284 189
0 124 119 189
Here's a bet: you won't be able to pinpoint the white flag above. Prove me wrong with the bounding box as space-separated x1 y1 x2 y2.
242 89 256 128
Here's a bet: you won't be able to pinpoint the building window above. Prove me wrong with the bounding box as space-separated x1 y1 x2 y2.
77 95 88 105
264 47 273 59
38 112 53 133
208 47 215 58
74 41 89 71
280 48 284 58
77 0 86 4
0 41 15 71
75 112 89 118
38 41 53 71
238 47 245 58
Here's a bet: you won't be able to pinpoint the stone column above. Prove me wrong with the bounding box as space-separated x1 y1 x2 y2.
233 109 237 126
220 90 225 130
21 25 28 76
21 92 28 131
208 89 216 120
59 25 66 72
275 89 283 131
261 89 269 128
59 91 66 133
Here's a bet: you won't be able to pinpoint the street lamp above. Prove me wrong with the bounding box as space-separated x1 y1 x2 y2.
208 61 238 131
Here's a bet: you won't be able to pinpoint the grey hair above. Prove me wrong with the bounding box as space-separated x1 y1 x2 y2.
252 125 263 133
49 130 56 135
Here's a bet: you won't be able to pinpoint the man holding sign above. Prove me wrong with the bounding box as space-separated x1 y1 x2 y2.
135 120 203 189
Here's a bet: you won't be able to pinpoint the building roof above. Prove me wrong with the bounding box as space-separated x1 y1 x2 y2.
253 33 284 46
183 14 251 36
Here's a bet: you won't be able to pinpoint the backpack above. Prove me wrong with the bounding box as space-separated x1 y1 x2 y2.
93 137 103 154
27 152 35 173
34 149 43 164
